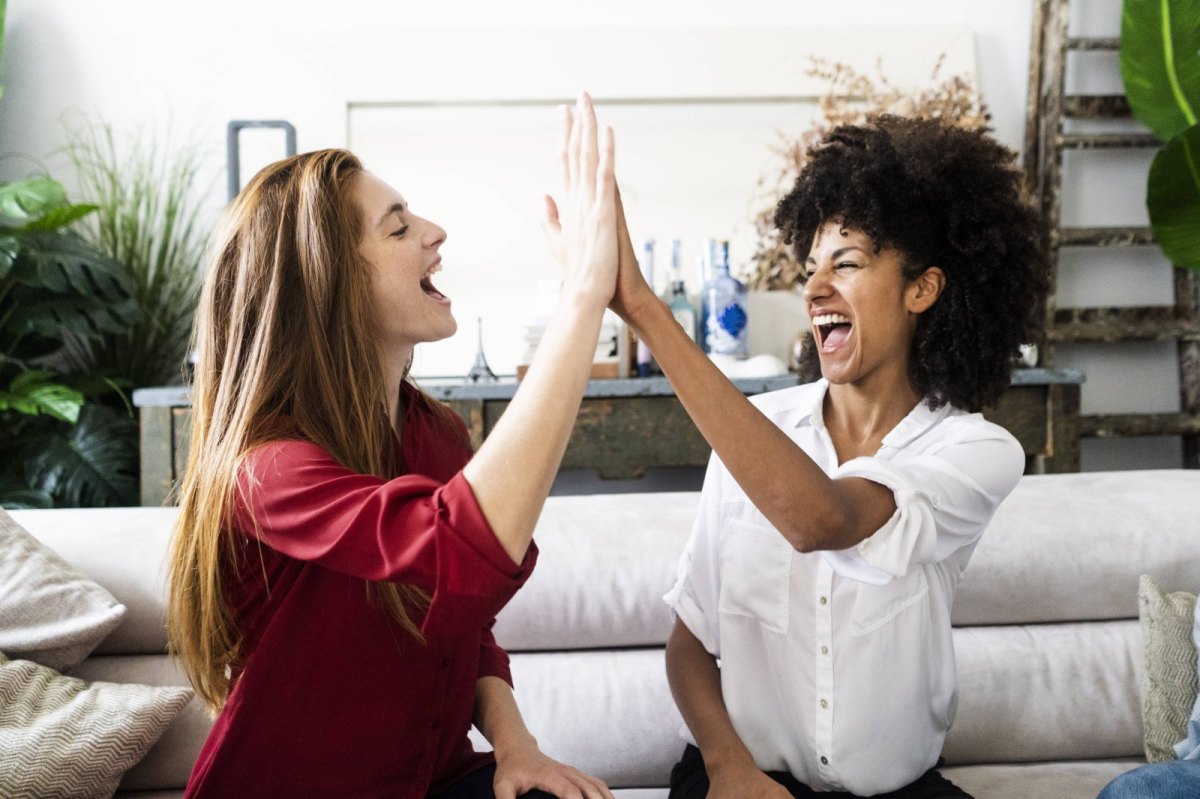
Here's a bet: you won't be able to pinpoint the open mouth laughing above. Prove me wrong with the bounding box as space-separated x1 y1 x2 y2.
812 312 852 351
421 260 448 302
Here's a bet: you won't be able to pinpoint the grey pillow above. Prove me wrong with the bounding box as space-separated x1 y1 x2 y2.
1138 574 1200 762
0 650 193 798
0 509 126 670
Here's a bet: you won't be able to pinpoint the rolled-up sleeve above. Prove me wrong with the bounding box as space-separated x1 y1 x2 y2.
825 429 1024 581
236 440 536 636
664 453 724 657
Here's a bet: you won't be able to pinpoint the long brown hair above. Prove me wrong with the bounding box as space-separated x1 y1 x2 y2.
168 149 432 712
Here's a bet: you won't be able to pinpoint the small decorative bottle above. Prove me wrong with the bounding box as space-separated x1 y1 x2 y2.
700 240 748 358
636 240 656 376
663 240 698 343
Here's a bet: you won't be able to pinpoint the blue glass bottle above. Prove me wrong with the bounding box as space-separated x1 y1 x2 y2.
700 240 748 357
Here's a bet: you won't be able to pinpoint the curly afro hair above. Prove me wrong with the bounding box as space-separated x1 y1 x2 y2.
775 115 1049 412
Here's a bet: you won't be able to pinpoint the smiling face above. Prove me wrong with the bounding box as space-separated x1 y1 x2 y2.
804 221 943 393
355 171 455 359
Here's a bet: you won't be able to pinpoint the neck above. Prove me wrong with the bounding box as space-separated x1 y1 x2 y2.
824 370 922 448
382 345 413 435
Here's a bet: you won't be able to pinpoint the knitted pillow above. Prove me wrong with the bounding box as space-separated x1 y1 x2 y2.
1138 574 1199 762
0 650 192 798
0 509 126 670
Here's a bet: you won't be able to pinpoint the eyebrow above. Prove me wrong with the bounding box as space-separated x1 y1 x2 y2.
377 203 405 229
806 246 866 264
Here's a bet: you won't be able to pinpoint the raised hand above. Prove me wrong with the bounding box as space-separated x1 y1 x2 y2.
540 92 618 309
609 184 660 325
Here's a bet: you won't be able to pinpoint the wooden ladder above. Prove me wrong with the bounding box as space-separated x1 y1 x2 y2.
1024 0 1200 468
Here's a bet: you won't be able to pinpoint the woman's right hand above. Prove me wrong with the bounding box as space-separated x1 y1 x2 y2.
540 92 618 309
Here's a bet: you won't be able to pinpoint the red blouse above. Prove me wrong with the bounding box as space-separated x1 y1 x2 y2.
185 390 537 798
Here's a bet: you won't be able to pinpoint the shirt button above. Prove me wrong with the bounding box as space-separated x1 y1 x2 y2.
819 596 828 605
820 699 828 709
821 645 829 655
820 756 829 765
432 719 441 730
441 657 450 668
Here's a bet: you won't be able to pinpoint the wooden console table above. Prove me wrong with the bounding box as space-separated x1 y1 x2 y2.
132 369 1083 506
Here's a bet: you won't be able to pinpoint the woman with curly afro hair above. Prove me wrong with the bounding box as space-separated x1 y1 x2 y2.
609 115 1049 799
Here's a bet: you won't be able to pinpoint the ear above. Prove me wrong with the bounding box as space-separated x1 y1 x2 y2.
906 266 945 314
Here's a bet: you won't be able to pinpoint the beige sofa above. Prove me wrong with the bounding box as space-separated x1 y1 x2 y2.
11 469 1200 798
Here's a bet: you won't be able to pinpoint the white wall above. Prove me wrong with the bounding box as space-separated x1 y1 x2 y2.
0 0 1183 471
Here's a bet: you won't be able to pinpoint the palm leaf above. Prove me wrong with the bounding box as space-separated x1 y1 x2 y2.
25 403 138 507
0 370 83 422
1147 123 1200 269
0 177 66 222
1120 0 1200 140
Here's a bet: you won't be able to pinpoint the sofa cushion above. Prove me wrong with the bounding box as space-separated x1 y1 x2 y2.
68 655 210 792
954 470 1200 626
1138 574 1199 762
942 759 1142 799
9 507 178 656
0 508 127 670
0 650 192 799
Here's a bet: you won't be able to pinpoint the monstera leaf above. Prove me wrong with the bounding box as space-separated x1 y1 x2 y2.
0 370 84 422
0 177 67 222
2 231 140 347
24 403 139 507
1147 123 1200 269
1120 0 1200 140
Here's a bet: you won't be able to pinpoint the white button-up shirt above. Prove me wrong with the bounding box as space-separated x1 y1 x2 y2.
664 379 1025 795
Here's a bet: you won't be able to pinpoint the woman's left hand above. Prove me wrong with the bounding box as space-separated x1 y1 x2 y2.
493 738 614 799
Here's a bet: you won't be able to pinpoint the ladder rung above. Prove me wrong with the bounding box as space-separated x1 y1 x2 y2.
1057 132 1160 149
1050 306 1200 342
1067 37 1121 51
1063 95 1132 118
1056 227 1155 247
1081 412 1200 438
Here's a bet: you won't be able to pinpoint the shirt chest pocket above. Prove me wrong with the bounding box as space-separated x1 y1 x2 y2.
848 568 929 637
717 519 793 635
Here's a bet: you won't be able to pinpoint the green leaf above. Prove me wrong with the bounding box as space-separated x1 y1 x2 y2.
0 177 67 222
1148 123 1200 269
21 203 98 233
0 234 17 281
1121 0 1200 140
10 230 137 299
0 482 54 510
4 287 142 343
25 403 138 507
0 370 83 422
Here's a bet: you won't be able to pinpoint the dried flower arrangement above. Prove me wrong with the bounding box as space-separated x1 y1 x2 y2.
742 56 990 291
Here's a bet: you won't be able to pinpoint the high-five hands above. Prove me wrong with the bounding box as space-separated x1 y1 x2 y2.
540 92 618 308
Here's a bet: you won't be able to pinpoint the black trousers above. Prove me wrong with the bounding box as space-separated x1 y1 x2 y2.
429 763 556 799
668 744 973 799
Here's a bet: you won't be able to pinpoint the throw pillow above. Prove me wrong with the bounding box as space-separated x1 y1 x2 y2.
0 509 126 670
0 650 193 798
1138 574 1200 762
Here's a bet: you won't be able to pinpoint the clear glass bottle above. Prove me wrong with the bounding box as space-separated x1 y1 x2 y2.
663 240 698 343
700 240 748 358
636 239 656 376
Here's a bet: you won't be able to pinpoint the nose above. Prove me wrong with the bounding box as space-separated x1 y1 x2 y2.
803 265 832 303
420 216 447 249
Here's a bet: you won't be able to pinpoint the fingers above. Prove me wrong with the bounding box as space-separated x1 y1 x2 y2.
559 105 573 192
493 781 517 799
542 194 561 232
596 125 615 209
567 100 581 191
578 91 597 199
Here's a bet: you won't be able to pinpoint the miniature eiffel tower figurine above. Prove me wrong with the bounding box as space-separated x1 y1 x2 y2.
465 316 498 383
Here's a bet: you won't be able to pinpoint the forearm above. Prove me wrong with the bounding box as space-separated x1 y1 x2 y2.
629 300 863 551
664 619 757 775
463 295 605 564
474 675 537 753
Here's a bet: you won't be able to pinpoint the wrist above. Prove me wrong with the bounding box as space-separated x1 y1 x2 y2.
701 743 757 779
491 726 538 760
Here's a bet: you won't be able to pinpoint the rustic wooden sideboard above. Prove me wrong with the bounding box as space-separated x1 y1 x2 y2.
132 370 1083 506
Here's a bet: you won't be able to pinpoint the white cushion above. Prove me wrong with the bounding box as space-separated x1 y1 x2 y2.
9 507 178 655
0 509 127 670
0 650 192 799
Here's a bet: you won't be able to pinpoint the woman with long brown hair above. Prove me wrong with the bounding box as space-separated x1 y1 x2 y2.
168 94 617 798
